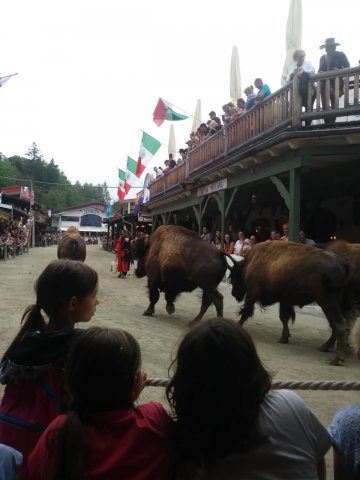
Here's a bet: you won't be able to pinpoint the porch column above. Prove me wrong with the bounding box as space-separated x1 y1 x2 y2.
289 167 301 241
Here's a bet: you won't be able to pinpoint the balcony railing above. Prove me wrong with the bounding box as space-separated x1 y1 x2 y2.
149 66 360 200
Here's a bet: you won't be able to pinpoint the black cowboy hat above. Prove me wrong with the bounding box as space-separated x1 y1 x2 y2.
320 37 340 49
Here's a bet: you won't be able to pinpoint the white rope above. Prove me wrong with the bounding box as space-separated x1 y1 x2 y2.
146 378 360 391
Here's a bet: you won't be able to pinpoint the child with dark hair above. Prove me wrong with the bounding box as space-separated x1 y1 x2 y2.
0 259 99 460
166 318 331 480
24 327 173 480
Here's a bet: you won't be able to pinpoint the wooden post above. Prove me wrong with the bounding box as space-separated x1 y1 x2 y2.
289 167 301 242
291 75 302 127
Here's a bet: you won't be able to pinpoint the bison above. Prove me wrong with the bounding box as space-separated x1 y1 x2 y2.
325 241 360 339
228 240 353 365
57 227 86 262
135 225 230 323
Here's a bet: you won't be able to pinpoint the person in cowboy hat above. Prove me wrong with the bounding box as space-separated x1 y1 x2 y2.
318 38 350 123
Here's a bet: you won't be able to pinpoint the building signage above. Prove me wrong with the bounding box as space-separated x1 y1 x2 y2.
197 178 228 197
138 215 152 222
80 208 102 215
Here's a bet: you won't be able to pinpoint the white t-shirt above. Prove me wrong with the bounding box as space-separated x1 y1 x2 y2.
183 390 331 480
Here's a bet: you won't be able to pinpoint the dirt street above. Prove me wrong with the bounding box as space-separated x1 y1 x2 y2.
1 245 359 476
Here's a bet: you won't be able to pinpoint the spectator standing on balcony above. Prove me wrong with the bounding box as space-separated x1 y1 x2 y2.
244 86 257 110
179 149 187 162
254 78 271 106
237 98 246 113
168 153 177 169
198 123 210 143
287 49 316 124
153 166 164 178
222 104 232 124
163 159 171 173
208 111 222 130
318 37 350 123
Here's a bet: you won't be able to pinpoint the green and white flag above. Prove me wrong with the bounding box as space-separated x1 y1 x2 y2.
118 169 126 189
153 98 189 127
124 157 137 194
136 132 161 178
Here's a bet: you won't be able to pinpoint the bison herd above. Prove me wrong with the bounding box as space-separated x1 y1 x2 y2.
136 225 360 365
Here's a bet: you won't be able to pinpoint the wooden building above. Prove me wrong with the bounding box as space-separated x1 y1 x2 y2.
145 67 360 242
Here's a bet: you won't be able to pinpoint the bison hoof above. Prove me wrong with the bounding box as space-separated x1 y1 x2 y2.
278 336 289 344
143 308 154 316
166 303 175 315
327 356 345 366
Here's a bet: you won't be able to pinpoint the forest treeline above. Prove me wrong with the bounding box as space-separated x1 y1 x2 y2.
0 143 111 212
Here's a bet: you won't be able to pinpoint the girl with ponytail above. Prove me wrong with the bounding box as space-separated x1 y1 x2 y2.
24 327 172 480
0 259 99 460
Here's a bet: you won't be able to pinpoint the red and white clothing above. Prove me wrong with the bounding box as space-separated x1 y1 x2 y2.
114 236 131 274
24 401 173 480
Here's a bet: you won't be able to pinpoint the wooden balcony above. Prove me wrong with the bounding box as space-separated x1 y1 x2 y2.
149 66 360 202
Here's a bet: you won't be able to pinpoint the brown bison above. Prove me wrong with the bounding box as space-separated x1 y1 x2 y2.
325 241 360 339
228 241 352 365
135 225 230 322
57 227 86 262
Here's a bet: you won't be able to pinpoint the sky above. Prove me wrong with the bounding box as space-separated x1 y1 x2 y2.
1 0 359 201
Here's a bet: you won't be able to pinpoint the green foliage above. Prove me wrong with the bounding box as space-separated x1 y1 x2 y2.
0 143 110 212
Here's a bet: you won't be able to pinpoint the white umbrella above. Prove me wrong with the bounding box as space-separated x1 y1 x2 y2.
230 46 242 104
168 124 176 159
281 0 302 85
191 99 202 133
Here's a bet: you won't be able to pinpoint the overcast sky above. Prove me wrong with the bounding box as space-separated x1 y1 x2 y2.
1 0 359 200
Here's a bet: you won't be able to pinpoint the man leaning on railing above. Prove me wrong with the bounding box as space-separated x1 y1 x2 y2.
318 37 350 124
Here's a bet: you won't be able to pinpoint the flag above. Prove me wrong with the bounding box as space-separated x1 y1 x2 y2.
0 73 18 88
106 203 113 218
118 169 126 189
136 132 161 178
134 190 144 213
117 187 125 201
124 157 137 194
153 98 189 127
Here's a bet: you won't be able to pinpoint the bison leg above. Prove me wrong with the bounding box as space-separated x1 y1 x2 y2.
239 295 255 326
319 302 347 365
188 291 214 326
319 331 337 352
165 291 176 315
278 304 294 344
143 288 160 316
212 289 224 317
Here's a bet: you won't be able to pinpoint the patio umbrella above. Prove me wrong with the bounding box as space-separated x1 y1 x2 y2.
191 99 202 133
281 0 302 85
230 46 242 104
168 124 176 159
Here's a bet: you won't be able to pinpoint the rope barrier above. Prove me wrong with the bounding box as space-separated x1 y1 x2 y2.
147 378 360 391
